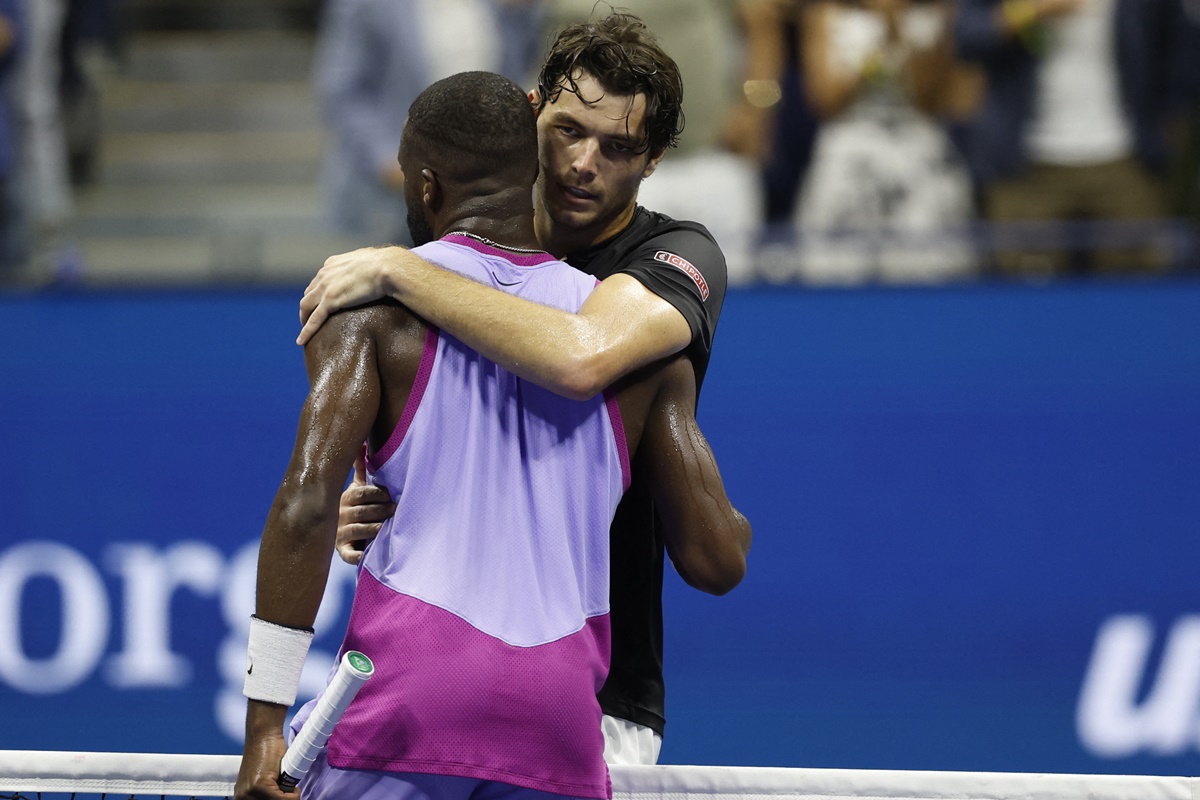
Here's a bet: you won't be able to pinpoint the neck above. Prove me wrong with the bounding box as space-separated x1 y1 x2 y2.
447 229 546 255
437 189 542 252
534 199 638 259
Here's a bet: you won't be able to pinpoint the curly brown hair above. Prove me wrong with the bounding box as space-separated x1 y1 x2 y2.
536 10 685 157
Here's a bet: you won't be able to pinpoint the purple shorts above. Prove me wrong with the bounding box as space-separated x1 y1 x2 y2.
302 752 596 800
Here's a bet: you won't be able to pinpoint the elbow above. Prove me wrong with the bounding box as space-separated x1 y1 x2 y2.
707 554 748 596
267 480 338 548
670 510 753 595
678 531 751 596
706 513 753 595
554 350 613 401
679 552 747 596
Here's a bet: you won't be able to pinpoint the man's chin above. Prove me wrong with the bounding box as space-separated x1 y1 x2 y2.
548 202 601 232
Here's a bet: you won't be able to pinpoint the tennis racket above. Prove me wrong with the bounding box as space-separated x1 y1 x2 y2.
278 650 375 791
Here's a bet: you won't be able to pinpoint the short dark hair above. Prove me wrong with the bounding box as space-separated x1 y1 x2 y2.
536 10 684 157
405 71 538 182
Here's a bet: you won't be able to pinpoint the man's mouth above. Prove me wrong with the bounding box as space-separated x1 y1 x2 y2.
561 184 598 203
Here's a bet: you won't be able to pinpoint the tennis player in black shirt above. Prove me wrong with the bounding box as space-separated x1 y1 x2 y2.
297 12 739 765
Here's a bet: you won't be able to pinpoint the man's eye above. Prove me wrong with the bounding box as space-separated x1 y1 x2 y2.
609 142 631 153
558 126 579 137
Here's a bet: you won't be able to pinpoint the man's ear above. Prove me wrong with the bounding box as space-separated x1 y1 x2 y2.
421 167 441 211
642 149 666 181
528 89 542 116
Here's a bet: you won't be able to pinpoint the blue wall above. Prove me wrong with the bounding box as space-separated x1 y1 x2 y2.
2 283 1198 776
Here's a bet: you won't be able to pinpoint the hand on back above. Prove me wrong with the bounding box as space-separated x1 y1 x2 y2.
336 454 395 565
298 247 406 346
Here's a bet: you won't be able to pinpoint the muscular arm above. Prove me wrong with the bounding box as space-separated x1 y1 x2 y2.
298 247 692 401
236 313 381 798
639 358 751 595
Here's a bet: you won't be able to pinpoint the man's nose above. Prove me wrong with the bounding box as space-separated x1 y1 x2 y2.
571 139 600 178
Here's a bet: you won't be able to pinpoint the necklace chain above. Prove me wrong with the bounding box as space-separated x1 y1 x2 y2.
446 230 544 255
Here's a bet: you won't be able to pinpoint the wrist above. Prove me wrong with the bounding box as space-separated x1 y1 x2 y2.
245 698 289 738
242 615 313 707
378 246 412 300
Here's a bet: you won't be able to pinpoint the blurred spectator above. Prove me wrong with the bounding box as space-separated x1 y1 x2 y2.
60 0 114 187
0 0 21 277
13 0 73 280
313 0 536 246
740 2 819 224
791 0 978 284
540 0 765 284
955 0 1184 277
1167 0 1200 238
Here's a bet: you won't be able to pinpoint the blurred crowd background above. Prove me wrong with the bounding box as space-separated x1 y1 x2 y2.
0 0 1197 289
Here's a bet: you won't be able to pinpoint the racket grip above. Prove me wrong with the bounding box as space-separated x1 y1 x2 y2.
278 651 374 791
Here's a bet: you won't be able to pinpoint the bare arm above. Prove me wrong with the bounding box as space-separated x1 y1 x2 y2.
639 358 751 596
235 313 380 799
298 247 693 401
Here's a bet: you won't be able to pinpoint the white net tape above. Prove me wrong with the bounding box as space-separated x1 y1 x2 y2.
0 752 1194 800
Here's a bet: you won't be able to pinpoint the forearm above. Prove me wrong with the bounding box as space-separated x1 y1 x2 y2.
381 254 606 398
383 251 684 399
659 443 751 595
255 480 340 629
645 380 751 595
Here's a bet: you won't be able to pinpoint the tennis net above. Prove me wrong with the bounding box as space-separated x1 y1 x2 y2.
0 751 1194 800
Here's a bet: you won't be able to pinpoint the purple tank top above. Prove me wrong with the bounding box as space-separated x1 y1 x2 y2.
299 234 630 799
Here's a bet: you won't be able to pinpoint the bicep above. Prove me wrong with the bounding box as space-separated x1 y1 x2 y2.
291 316 382 490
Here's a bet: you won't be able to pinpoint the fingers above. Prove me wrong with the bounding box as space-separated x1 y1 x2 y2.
297 254 342 343
353 451 367 484
336 537 367 566
336 479 394 566
340 481 394 512
296 304 329 347
338 532 369 568
336 519 385 566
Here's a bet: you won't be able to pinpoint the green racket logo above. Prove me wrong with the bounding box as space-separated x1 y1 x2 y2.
346 651 374 676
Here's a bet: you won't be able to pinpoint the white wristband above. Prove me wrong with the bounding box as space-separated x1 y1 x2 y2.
243 615 314 707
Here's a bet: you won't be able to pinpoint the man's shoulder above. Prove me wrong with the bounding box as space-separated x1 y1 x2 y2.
579 207 725 281
627 206 722 250
320 300 422 345
621 208 728 284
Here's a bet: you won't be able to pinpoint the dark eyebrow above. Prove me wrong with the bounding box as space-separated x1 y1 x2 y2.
551 109 642 148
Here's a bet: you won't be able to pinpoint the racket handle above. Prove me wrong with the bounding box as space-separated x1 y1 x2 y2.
278 651 374 791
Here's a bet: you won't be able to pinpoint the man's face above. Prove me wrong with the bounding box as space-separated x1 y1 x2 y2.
535 72 661 248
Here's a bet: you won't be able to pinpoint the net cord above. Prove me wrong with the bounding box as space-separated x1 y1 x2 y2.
0 752 1195 799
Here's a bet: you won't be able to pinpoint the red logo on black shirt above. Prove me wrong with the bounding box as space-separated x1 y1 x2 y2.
653 251 709 301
